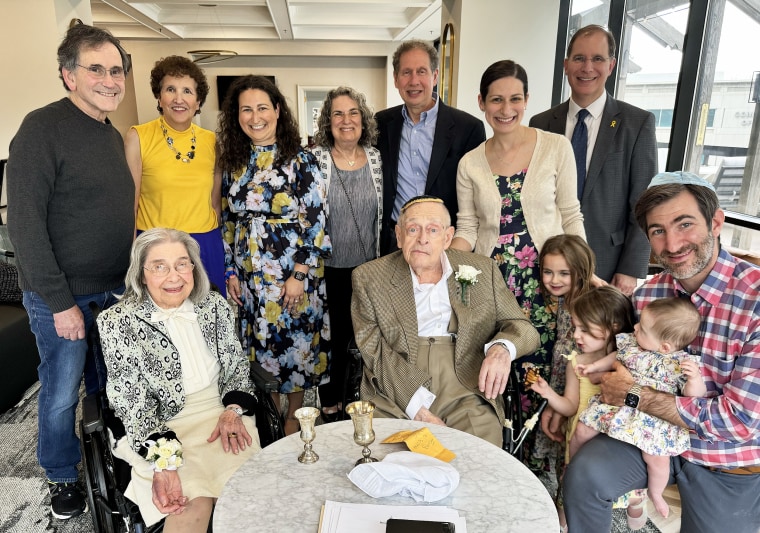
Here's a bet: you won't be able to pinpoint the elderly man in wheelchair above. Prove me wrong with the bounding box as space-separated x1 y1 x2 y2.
91 228 272 532
350 196 540 448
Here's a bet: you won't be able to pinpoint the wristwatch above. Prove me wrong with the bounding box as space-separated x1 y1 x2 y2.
292 271 307 281
624 384 643 409
225 405 244 417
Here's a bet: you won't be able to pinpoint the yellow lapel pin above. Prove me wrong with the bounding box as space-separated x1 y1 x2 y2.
610 120 617 128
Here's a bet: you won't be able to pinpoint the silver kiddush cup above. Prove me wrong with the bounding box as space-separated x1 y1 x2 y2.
345 400 379 465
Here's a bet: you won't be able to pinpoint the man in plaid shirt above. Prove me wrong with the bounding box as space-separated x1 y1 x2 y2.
564 171 760 533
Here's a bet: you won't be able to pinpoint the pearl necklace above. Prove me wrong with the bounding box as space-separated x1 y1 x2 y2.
333 145 358 167
160 117 196 163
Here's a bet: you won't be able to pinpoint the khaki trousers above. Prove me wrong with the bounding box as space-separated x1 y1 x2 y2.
372 334 502 447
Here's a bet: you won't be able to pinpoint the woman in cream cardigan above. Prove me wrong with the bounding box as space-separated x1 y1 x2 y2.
451 59 588 470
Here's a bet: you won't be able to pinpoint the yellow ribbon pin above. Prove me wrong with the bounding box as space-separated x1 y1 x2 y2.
610 120 617 127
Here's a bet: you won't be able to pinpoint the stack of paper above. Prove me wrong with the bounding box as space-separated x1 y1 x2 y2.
318 500 467 533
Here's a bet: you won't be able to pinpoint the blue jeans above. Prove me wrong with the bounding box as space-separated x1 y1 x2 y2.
23 289 122 483
564 434 760 533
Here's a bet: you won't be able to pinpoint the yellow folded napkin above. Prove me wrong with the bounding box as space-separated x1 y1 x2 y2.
382 427 456 462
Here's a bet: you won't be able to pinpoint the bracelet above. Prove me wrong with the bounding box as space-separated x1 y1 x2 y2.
224 270 238 281
145 437 183 472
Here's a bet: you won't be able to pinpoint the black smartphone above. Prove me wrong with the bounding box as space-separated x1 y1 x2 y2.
386 518 456 533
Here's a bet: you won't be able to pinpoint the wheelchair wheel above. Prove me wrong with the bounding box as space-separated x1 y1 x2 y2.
80 419 120 533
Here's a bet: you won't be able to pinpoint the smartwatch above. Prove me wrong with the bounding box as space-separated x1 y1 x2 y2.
624 384 643 409
225 405 244 417
293 271 307 281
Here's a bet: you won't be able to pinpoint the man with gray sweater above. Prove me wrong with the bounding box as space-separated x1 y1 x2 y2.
6 24 134 520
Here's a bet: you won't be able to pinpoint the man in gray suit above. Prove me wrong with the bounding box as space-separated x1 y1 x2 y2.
375 40 486 255
530 24 657 296
351 196 539 446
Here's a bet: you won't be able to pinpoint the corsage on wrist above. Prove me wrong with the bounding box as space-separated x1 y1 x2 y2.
224 270 238 281
145 437 183 472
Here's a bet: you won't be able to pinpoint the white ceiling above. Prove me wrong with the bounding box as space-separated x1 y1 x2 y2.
91 0 443 42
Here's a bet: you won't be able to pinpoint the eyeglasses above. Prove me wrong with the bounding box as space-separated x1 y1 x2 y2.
569 55 611 65
76 64 126 80
331 110 361 119
143 261 195 277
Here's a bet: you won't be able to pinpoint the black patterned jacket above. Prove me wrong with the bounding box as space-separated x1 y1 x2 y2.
97 291 253 453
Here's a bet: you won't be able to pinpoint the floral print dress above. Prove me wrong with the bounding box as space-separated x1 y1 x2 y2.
580 332 695 455
221 144 331 393
490 170 557 463
531 298 575 497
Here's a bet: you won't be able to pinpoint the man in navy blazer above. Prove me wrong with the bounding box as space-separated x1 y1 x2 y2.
376 40 485 255
530 25 657 295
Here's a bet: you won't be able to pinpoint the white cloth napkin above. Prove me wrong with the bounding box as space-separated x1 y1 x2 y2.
348 451 460 502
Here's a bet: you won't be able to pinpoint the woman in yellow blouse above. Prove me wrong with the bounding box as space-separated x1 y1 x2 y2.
125 56 225 295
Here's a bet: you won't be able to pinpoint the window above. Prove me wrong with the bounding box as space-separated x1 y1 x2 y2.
558 0 760 253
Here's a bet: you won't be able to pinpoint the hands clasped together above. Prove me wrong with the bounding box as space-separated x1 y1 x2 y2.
151 407 253 515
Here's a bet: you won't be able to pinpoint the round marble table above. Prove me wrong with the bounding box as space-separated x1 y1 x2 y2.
214 418 558 532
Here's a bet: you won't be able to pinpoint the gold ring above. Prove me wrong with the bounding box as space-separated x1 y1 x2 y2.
228 432 237 438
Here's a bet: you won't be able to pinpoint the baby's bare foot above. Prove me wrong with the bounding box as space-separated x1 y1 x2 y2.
651 494 670 518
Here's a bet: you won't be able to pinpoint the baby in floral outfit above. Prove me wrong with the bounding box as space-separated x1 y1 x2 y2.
574 297 704 519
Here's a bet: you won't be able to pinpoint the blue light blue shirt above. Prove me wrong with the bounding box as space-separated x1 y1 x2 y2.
392 98 440 220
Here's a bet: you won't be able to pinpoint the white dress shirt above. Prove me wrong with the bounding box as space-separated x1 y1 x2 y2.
565 92 607 173
404 254 516 420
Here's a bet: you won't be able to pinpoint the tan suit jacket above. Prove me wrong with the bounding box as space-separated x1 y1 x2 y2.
351 249 539 424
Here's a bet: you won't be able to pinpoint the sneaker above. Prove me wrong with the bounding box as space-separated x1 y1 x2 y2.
47 480 87 519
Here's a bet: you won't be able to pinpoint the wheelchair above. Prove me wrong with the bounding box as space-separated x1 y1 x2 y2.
79 360 284 533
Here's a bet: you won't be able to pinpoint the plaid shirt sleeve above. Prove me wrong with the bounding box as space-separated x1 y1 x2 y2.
634 249 760 467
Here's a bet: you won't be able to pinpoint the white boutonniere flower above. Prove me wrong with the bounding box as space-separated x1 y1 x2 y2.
145 437 184 472
454 265 482 304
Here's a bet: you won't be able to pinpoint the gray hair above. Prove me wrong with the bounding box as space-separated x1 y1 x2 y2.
57 23 132 92
121 228 210 305
313 86 378 148
392 39 439 74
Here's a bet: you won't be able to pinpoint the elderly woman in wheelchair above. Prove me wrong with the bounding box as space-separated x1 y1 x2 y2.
97 228 261 532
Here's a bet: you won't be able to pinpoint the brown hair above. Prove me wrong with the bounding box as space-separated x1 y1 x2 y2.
149 56 209 113
313 86 378 148
479 60 529 100
539 234 596 306
569 286 634 352
642 298 701 350
57 23 131 91
392 40 438 74
216 75 301 173
634 183 720 238
566 24 616 59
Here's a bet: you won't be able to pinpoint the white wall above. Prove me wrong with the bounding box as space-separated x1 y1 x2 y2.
444 0 561 135
0 0 562 156
119 40 398 138
0 0 76 158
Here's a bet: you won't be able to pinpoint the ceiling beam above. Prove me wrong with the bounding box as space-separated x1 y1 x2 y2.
267 0 293 40
100 0 182 38
394 0 441 41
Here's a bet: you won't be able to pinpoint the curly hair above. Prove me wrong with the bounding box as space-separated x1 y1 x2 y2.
216 75 302 173
149 55 209 113
312 86 377 148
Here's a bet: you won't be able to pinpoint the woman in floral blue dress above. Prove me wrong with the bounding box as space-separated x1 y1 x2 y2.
451 60 587 465
217 75 331 435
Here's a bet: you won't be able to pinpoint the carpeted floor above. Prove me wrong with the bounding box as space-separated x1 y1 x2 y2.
1 384 660 533
0 383 92 533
